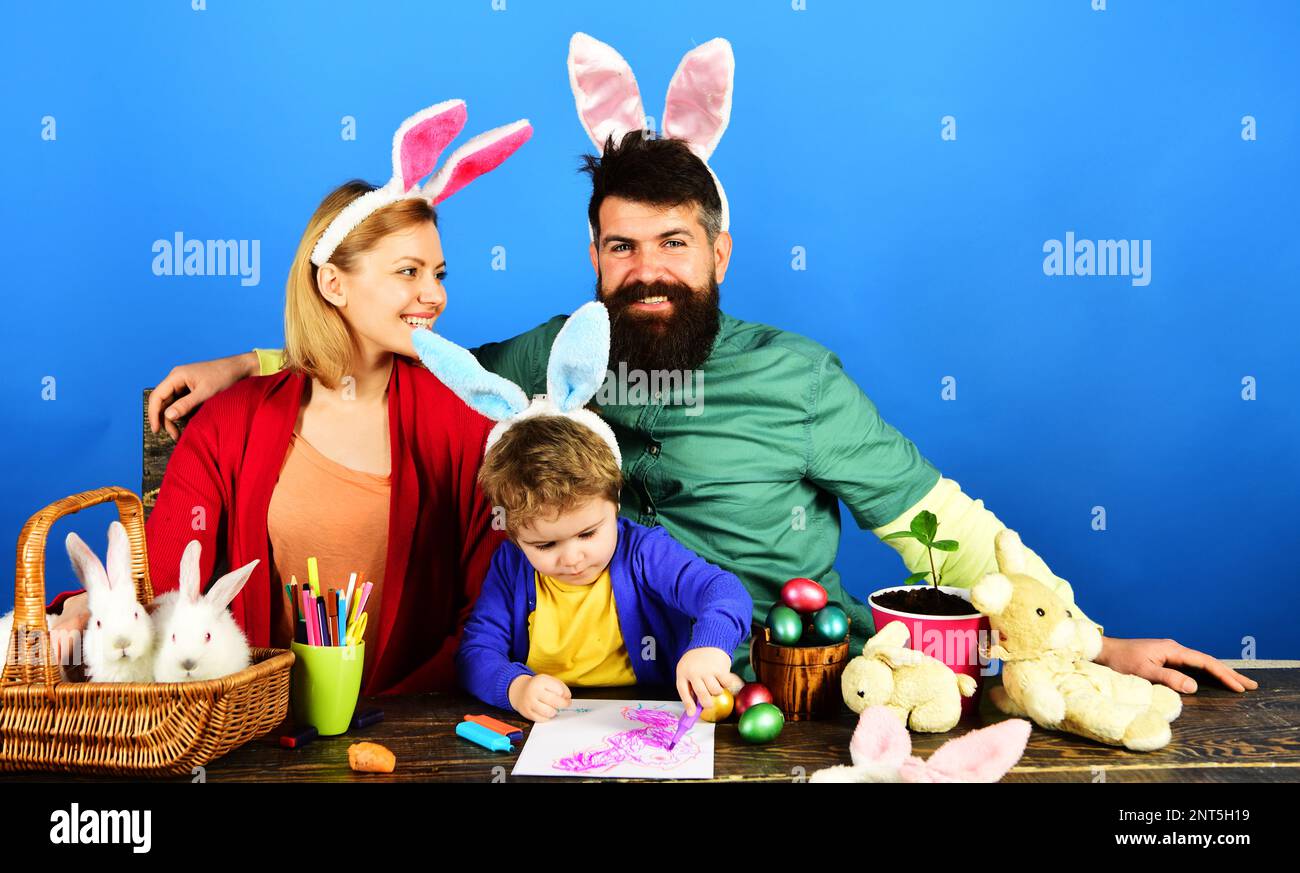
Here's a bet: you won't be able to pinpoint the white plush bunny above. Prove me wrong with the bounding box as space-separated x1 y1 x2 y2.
568 32 735 233
64 521 156 683
412 300 621 464
151 540 258 683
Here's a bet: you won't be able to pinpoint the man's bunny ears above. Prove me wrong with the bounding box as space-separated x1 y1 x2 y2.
411 302 621 466
311 99 533 267
568 32 734 234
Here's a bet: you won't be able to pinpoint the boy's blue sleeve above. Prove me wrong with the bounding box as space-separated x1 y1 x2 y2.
455 542 534 711
632 526 753 655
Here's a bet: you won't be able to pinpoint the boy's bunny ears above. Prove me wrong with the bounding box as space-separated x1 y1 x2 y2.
412 302 620 466
568 32 735 234
311 99 533 267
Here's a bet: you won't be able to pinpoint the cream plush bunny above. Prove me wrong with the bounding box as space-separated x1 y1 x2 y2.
973 529 1183 751
840 619 977 733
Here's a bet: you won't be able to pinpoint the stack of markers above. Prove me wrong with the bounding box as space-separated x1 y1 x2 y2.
286 556 371 647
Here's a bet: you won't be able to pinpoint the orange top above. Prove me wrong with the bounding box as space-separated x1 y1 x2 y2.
268 431 390 690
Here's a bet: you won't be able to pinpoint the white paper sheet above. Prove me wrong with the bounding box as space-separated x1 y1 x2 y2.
511 698 716 780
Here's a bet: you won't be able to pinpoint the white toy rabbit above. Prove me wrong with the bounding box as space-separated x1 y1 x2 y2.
65 521 156 683
151 540 258 683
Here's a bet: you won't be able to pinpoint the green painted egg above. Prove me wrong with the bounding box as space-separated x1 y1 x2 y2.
738 702 784 744
811 605 849 644
765 604 803 645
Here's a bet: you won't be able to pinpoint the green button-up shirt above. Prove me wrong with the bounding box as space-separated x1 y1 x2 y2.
473 310 941 678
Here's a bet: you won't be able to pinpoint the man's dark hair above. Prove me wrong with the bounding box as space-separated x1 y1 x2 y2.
580 131 723 243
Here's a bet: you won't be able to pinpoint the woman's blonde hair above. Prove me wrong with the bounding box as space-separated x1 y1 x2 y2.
284 180 437 388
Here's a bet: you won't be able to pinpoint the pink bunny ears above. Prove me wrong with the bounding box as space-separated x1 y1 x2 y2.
311 99 532 267
567 32 735 233
811 706 1032 783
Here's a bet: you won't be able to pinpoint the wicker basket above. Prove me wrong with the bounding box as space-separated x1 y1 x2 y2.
0 486 294 777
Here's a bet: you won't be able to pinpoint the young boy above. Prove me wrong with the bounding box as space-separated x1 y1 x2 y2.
456 414 753 722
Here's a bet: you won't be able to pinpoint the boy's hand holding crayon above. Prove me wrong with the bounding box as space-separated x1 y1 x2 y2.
508 673 573 722
676 647 744 716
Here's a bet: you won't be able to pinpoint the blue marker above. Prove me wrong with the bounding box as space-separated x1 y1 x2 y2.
456 720 514 753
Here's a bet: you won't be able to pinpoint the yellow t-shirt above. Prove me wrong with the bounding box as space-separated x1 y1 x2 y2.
526 567 637 686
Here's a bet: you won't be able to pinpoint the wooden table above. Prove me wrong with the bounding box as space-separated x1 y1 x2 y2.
3 662 1294 782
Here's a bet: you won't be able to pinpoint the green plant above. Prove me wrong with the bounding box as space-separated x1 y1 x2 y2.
882 510 959 590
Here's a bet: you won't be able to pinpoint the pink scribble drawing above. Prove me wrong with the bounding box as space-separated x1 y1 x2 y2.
553 706 700 774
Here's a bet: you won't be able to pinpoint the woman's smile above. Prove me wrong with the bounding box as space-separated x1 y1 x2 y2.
400 312 437 330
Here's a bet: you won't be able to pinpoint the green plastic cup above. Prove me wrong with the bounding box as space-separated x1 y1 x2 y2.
290 641 365 736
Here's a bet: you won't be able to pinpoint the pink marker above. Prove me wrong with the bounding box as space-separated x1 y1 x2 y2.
302 589 319 645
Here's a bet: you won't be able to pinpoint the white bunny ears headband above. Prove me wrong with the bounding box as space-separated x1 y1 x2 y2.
567 32 735 235
411 302 620 466
310 99 533 267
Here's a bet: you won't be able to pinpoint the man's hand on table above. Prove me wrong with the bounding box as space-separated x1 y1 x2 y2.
1096 636 1259 693
147 351 260 440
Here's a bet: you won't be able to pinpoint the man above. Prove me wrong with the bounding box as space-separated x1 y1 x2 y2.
109 130 1257 697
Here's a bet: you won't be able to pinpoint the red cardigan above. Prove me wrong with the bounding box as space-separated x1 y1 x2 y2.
55 357 504 697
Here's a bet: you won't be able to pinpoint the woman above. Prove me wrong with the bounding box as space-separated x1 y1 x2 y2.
49 103 529 695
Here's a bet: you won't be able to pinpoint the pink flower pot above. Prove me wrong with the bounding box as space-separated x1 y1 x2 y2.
867 585 991 717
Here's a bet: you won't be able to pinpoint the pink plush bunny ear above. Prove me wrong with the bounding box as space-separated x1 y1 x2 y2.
848 706 913 772
918 718 1033 783
662 37 734 161
422 119 533 205
568 31 646 150
391 99 467 191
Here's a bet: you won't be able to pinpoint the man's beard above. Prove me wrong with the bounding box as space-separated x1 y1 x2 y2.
598 272 721 375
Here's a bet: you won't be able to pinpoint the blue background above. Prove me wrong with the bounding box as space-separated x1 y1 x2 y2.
2 0 1296 658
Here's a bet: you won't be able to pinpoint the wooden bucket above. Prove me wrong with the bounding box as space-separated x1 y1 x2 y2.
750 625 850 721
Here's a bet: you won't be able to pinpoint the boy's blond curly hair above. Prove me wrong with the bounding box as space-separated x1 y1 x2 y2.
477 415 622 533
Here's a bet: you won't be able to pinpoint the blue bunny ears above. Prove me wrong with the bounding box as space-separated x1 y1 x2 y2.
412 301 622 465
411 332 529 420
545 301 610 413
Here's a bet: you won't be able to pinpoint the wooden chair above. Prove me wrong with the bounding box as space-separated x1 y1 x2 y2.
142 388 184 522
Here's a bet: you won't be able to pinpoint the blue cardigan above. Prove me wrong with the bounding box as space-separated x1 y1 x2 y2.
456 516 753 711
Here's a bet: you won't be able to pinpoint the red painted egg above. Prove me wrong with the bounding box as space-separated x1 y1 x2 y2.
781 577 828 614
734 682 774 716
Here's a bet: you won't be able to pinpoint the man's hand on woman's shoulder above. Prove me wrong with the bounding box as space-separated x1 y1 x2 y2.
147 351 260 440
